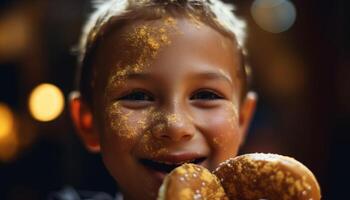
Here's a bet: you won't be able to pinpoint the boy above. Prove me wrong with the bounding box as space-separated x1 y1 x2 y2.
69 0 257 199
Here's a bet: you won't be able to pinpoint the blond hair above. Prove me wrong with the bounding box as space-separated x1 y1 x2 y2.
78 0 246 63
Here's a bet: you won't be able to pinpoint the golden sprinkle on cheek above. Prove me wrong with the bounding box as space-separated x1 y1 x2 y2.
106 102 138 139
159 27 166 33
213 137 222 147
137 118 147 130
226 102 239 130
231 102 239 119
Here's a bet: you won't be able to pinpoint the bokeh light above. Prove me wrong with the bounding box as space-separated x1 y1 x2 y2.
28 83 65 122
0 103 19 162
0 130 19 162
0 103 14 139
251 0 297 33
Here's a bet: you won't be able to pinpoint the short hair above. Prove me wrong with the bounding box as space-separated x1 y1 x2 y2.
75 0 250 106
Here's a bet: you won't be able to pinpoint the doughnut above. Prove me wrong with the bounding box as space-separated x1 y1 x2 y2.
213 153 321 200
157 163 228 200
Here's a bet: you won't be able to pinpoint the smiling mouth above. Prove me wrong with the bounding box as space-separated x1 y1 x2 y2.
139 157 206 173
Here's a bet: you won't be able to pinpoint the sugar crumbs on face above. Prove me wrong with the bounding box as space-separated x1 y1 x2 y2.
106 16 178 89
107 102 137 139
105 17 181 142
107 101 181 143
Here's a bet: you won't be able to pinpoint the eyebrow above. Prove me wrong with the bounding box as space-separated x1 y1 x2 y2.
193 71 233 85
122 70 233 84
124 72 152 80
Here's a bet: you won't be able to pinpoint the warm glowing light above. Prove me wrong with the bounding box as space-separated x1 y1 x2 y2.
0 103 14 139
0 103 18 162
0 131 18 162
29 83 65 122
251 0 297 33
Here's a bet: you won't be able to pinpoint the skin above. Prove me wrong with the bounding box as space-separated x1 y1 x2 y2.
70 16 256 200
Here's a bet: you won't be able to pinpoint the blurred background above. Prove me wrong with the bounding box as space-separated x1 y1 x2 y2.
0 0 348 199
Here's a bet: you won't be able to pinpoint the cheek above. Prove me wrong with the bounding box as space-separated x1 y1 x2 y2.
103 104 165 151
102 102 149 151
106 102 137 139
100 103 151 181
196 103 241 162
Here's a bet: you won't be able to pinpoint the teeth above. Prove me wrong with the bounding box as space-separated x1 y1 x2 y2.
158 159 196 165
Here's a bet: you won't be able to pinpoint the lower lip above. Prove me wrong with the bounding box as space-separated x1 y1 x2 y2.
144 166 168 183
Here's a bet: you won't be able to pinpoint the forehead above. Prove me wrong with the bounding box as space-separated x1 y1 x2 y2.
92 16 241 90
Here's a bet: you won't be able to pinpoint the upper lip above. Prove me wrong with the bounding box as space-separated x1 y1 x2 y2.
139 153 207 173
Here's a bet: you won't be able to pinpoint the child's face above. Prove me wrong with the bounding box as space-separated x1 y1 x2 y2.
85 16 252 200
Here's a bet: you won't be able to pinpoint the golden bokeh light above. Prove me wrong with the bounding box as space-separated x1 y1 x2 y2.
0 103 14 139
0 129 19 162
29 83 65 122
0 103 19 162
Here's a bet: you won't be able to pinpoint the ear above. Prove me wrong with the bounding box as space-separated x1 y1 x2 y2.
69 91 101 153
239 91 258 146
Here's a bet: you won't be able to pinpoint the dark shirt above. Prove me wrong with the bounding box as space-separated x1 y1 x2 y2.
48 186 122 200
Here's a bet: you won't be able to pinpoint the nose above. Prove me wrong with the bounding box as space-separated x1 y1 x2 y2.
152 110 195 142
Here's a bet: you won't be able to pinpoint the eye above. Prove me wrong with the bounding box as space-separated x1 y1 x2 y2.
118 90 154 101
190 90 223 100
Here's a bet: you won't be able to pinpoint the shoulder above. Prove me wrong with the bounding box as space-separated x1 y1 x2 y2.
48 186 122 200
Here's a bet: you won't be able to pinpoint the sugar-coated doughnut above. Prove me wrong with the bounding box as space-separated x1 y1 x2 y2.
158 163 228 200
213 153 321 200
